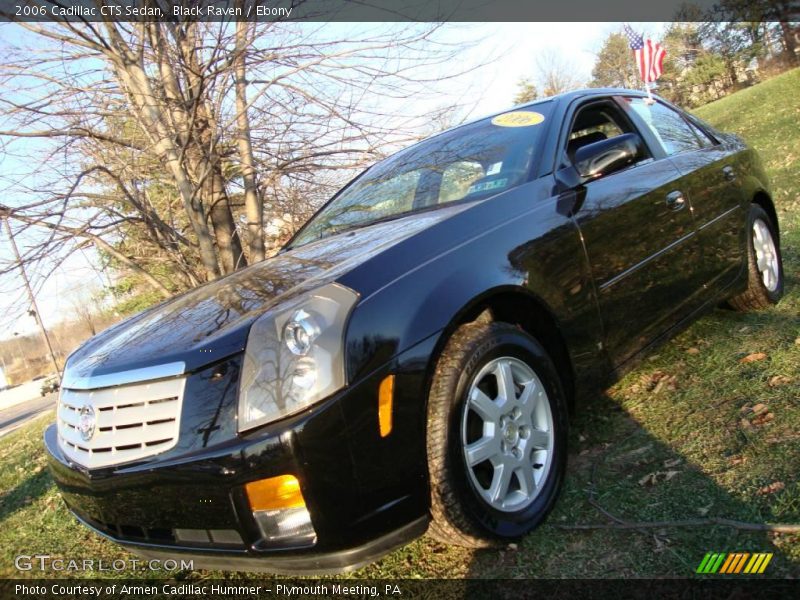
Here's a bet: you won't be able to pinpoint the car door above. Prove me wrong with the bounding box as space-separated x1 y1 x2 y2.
559 97 704 366
625 99 745 291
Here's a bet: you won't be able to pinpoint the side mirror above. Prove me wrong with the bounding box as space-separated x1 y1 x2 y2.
573 133 644 180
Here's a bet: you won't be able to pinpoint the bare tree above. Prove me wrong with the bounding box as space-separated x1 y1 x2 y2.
68 287 107 337
511 48 583 104
234 11 264 264
535 49 584 97
0 8 480 305
512 77 539 105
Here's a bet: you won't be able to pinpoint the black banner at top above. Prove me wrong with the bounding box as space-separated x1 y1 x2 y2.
1 0 798 23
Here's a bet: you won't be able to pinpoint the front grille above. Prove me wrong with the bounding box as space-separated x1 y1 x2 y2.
57 376 186 469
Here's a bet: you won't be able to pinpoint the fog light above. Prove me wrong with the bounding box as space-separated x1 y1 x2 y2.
245 475 316 546
252 507 316 546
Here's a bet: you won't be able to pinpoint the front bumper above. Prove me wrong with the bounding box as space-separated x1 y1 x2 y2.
44 342 436 573
75 510 427 575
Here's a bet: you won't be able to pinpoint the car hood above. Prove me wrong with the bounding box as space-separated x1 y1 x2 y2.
63 206 468 388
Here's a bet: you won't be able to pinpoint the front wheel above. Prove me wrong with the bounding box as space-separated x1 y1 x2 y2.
729 204 784 311
426 321 568 548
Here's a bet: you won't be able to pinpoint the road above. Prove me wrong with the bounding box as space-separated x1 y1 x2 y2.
0 379 50 411
0 393 56 438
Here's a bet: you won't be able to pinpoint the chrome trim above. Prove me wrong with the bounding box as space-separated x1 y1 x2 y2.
61 361 186 391
600 230 696 292
57 375 186 469
698 205 739 231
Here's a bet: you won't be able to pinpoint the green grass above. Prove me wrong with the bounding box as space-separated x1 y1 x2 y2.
2 69 799 580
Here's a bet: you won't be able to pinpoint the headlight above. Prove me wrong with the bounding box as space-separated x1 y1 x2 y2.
238 283 358 432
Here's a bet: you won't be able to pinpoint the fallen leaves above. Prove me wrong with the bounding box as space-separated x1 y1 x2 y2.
686 347 701 355
638 470 680 486
729 456 747 466
740 402 775 428
642 370 678 394
697 502 714 516
752 411 775 426
768 375 793 387
758 481 785 495
614 444 653 463
740 352 767 363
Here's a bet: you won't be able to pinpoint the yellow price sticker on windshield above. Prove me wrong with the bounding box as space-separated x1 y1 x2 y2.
491 111 545 127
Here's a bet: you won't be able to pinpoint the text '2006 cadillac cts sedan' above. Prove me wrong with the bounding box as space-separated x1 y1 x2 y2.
45 88 784 574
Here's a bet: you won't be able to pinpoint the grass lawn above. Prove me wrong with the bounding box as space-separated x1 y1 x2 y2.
1 69 798 580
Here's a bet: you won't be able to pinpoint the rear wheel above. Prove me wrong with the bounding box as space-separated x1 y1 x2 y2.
426 321 568 548
729 204 783 311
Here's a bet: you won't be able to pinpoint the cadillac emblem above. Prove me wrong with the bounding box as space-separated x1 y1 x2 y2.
78 405 96 442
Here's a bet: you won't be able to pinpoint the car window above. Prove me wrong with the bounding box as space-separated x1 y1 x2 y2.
438 161 486 203
686 113 722 144
565 102 633 164
361 170 421 216
686 120 716 148
626 98 703 155
289 102 552 247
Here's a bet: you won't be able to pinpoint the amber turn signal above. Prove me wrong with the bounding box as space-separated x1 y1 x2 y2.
379 374 394 437
245 474 306 511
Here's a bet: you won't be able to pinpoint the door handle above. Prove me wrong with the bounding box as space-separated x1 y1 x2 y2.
722 166 736 181
665 190 686 212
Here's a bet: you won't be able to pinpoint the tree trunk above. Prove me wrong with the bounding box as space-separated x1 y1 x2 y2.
235 17 265 263
778 21 798 63
102 21 222 280
207 168 247 273
176 23 247 275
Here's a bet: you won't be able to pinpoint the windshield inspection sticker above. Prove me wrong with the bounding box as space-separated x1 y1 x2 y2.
491 111 545 127
468 178 508 194
486 161 503 175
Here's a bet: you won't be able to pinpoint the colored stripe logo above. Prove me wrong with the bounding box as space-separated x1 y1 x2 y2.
696 552 773 574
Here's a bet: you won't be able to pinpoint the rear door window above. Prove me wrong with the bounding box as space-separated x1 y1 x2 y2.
626 98 704 156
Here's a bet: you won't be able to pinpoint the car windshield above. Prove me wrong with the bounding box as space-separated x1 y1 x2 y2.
288 102 552 248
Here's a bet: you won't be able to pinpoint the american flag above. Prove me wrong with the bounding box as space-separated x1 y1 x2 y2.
623 23 666 84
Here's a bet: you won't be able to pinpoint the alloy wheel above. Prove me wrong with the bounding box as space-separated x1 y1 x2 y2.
460 356 554 512
753 218 779 292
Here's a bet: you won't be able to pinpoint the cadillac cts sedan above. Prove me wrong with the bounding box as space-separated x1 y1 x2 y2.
45 89 783 573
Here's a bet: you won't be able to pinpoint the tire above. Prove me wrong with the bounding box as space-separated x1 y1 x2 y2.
426 321 568 548
729 204 784 312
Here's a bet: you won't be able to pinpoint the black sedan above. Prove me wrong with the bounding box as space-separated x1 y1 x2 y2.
45 88 783 573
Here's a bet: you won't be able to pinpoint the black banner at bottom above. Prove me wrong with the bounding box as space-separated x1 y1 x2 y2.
2 579 799 600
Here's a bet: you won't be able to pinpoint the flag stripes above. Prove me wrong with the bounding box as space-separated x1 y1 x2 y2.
623 23 666 84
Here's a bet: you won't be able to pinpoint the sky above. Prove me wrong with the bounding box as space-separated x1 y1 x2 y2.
0 21 668 341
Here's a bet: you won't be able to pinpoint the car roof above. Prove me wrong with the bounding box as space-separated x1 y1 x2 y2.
429 87 652 142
